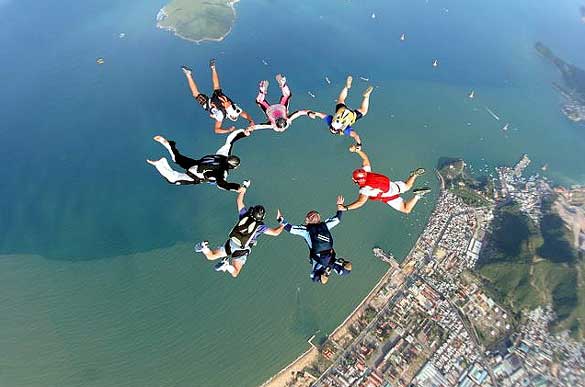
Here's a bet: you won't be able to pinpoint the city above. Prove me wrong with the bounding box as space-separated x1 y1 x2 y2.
264 156 585 387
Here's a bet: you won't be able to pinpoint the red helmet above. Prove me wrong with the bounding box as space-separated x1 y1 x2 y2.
352 168 368 186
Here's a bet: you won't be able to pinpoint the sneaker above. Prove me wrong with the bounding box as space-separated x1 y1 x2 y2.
275 73 286 88
194 241 209 252
214 258 230 272
258 80 269 94
242 180 251 188
209 58 216 68
409 168 426 177
413 187 432 198
181 65 192 76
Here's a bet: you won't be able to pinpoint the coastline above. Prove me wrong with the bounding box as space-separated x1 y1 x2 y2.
259 199 439 386
156 0 240 44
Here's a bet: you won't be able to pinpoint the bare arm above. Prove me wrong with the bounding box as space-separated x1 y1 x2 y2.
349 130 362 145
214 120 236 134
349 146 371 169
236 186 247 212
240 110 255 125
289 110 310 122
248 123 273 131
308 111 327 119
264 224 285 236
341 194 369 211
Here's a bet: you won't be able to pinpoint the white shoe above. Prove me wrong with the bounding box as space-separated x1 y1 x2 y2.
194 241 209 252
214 258 230 272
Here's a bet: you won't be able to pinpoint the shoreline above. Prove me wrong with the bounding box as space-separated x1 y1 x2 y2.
156 0 240 44
259 201 439 386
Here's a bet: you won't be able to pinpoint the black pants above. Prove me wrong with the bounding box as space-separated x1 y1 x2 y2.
169 141 198 170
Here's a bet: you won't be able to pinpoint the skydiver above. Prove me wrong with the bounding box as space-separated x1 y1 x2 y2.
307 75 373 148
249 74 310 132
194 184 284 278
146 129 250 192
339 145 431 214
181 59 254 134
277 196 352 285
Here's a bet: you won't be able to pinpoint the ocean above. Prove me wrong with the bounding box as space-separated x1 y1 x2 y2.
1 0 584 386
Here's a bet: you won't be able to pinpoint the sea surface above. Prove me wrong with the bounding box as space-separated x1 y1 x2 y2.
1 0 584 386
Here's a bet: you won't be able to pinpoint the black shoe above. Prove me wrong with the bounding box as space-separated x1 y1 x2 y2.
409 168 426 177
181 65 192 74
209 58 216 68
413 187 432 197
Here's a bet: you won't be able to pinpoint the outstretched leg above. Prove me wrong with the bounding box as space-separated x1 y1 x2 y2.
182 66 203 100
276 74 291 110
337 75 353 105
209 58 221 91
154 136 197 169
195 241 228 260
256 80 271 112
404 167 426 190
356 86 374 116
146 158 196 185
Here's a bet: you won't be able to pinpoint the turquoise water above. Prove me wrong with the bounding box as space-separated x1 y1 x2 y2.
1 0 584 386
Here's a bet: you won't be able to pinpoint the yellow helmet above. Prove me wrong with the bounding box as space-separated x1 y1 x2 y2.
331 106 357 132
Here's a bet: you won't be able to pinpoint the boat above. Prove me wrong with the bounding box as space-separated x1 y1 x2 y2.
485 107 500 121
261 59 269 66
119 33 126 39
96 57 105 65
325 76 331 85
468 90 475 99
359 76 369 82
501 123 509 131
541 163 548 171
432 59 438 67
308 91 316 98
371 13 376 19
400 33 405 41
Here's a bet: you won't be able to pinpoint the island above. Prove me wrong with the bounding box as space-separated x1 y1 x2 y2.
156 0 240 43
535 42 585 122
260 155 585 387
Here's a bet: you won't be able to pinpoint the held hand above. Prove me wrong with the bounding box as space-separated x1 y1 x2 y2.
244 128 252 136
336 195 345 206
307 111 316 119
276 209 284 222
348 144 358 153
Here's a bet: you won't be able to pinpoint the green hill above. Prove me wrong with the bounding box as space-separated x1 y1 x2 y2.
478 199 584 339
157 0 237 42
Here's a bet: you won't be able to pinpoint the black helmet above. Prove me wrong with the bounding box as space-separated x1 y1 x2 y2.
250 205 266 221
227 155 240 169
275 117 287 129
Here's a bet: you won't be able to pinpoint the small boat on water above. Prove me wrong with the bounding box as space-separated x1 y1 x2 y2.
501 123 509 132
485 107 500 121
400 33 405 41
359 76 369 81
325 76 331 85
432 59 439 67
468 90 475 99
308 91 316 98
371 13 376 19
96 57 105 65
261 59 269 66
